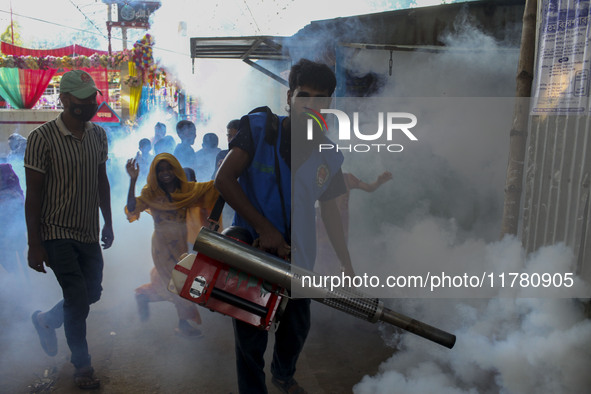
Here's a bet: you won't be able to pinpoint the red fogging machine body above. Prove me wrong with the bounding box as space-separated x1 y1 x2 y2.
170 236 285 330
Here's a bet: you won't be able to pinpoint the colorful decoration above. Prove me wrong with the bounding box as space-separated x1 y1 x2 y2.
0 52 124 70
132 34 153 78
0 35 185 114
0 34 170 88
122 75 142 88
128 61 143 121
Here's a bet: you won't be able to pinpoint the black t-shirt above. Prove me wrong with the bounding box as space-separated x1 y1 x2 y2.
229 114 346 202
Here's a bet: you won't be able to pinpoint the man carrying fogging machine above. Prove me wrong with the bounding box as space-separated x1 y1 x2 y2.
211 58 455 394
213 58 354 394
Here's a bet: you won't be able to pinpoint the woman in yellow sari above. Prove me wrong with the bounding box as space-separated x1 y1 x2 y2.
125 153 218 336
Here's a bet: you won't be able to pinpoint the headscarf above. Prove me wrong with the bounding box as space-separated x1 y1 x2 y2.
128 153 218 220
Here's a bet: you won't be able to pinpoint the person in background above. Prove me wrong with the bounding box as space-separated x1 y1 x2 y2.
339 172 392 237
195 132 221 181
0 163 27 276
211 119 240 230
183 167 196 182
135 138 153 185
152 122 167 146
154 135 176 155
182 166 207 248
315 171 392 275
173 120 197 169
212 119 240 179
125 153 218 337
7 132 27 181
25 70 113 390
7 132 26 161
215 58 354 394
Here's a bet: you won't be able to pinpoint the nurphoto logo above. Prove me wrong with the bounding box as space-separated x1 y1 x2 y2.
305 107 418 153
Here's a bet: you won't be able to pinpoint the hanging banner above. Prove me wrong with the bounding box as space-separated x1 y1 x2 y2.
531 0 591 114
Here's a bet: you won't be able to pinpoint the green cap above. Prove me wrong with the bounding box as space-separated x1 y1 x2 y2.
60 70 102 99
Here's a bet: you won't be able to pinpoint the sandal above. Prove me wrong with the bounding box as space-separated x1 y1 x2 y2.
32 310 57 357
271 377 308 394
74 366 100 390
174 325 204 338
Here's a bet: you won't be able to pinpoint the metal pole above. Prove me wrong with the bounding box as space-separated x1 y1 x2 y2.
500 0 537 237
122 27 128 50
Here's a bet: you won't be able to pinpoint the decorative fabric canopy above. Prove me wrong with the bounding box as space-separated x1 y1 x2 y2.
0 36 170 110
0 68 56 109
1 42 111 57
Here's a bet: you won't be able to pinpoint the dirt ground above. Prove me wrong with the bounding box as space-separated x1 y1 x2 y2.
0 251 396 394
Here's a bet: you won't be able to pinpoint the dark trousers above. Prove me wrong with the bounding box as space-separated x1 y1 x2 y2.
42 239 104 369
233 298 311 394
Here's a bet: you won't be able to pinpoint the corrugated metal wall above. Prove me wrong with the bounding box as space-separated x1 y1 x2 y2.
522 115 591 279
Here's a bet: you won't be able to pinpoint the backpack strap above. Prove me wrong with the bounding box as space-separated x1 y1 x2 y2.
247 106 289 244
207 196 226 231
248 106 279 146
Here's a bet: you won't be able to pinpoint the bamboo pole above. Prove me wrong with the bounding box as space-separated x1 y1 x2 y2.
500 0 538 237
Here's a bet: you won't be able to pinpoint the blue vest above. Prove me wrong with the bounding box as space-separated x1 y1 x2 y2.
234 110 343 270
233 111 291 241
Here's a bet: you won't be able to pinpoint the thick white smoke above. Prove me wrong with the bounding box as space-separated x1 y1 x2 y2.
355 293 591 393
334 9 591 394
344 211 591 393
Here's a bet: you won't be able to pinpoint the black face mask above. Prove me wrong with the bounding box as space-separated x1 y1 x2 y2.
69 103 98 122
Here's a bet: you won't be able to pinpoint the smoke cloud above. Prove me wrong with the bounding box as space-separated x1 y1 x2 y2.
328 8 591 394
355 293 591 393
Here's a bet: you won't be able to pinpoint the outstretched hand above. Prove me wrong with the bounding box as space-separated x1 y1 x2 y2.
377 171 393 185
126 158 140 180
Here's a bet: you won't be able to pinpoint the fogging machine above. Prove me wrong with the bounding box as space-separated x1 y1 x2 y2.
170 227 456 349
